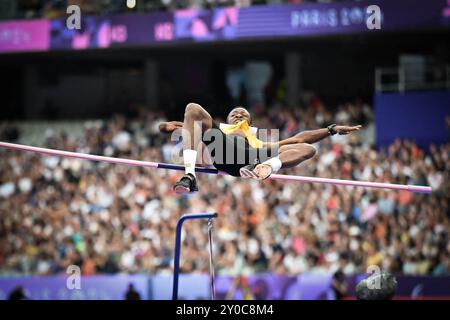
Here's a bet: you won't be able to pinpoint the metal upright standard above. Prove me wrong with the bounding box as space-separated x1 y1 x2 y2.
172 212 218 300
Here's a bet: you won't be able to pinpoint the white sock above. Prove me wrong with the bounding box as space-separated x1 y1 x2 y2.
262 157 282 174
183 149 197 176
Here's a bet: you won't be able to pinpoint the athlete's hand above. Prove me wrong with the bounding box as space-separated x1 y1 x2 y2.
159 121 183 133
335 125 362 135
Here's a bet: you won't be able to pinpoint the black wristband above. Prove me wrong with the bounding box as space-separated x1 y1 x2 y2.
327 124 337 136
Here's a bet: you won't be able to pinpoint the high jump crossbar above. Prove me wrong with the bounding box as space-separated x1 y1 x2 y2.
0 141 432 194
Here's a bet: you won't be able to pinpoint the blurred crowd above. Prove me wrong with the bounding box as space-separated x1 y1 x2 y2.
0 100 449 277
2 0 358 20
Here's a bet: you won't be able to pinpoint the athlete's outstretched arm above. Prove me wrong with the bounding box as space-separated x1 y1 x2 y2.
296 125 362 143
159 121 183 133
265 125 362 147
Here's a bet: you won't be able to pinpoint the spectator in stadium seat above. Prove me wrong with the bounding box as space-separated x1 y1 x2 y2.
0 101 448 277
331 269 348 300
124 283 141 300
8 286 28 300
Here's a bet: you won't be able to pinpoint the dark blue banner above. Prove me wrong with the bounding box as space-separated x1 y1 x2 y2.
375 91 450 148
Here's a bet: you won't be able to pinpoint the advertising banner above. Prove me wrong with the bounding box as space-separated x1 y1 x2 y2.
234 0 449 40
0 19 50 53
1 274 450 300
0 274 148 300
50 12 173 50
0 0 449 53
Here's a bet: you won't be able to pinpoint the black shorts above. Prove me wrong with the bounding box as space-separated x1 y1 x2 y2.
202 122 278 177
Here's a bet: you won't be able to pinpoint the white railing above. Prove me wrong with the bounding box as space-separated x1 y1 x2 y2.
375 65 450 93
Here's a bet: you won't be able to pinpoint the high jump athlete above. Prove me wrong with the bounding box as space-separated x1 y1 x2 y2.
159 103 361 194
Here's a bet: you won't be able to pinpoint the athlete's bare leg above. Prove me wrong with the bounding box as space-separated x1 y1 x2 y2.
252 143 316 178
182 103 213 150
174 103 213 193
